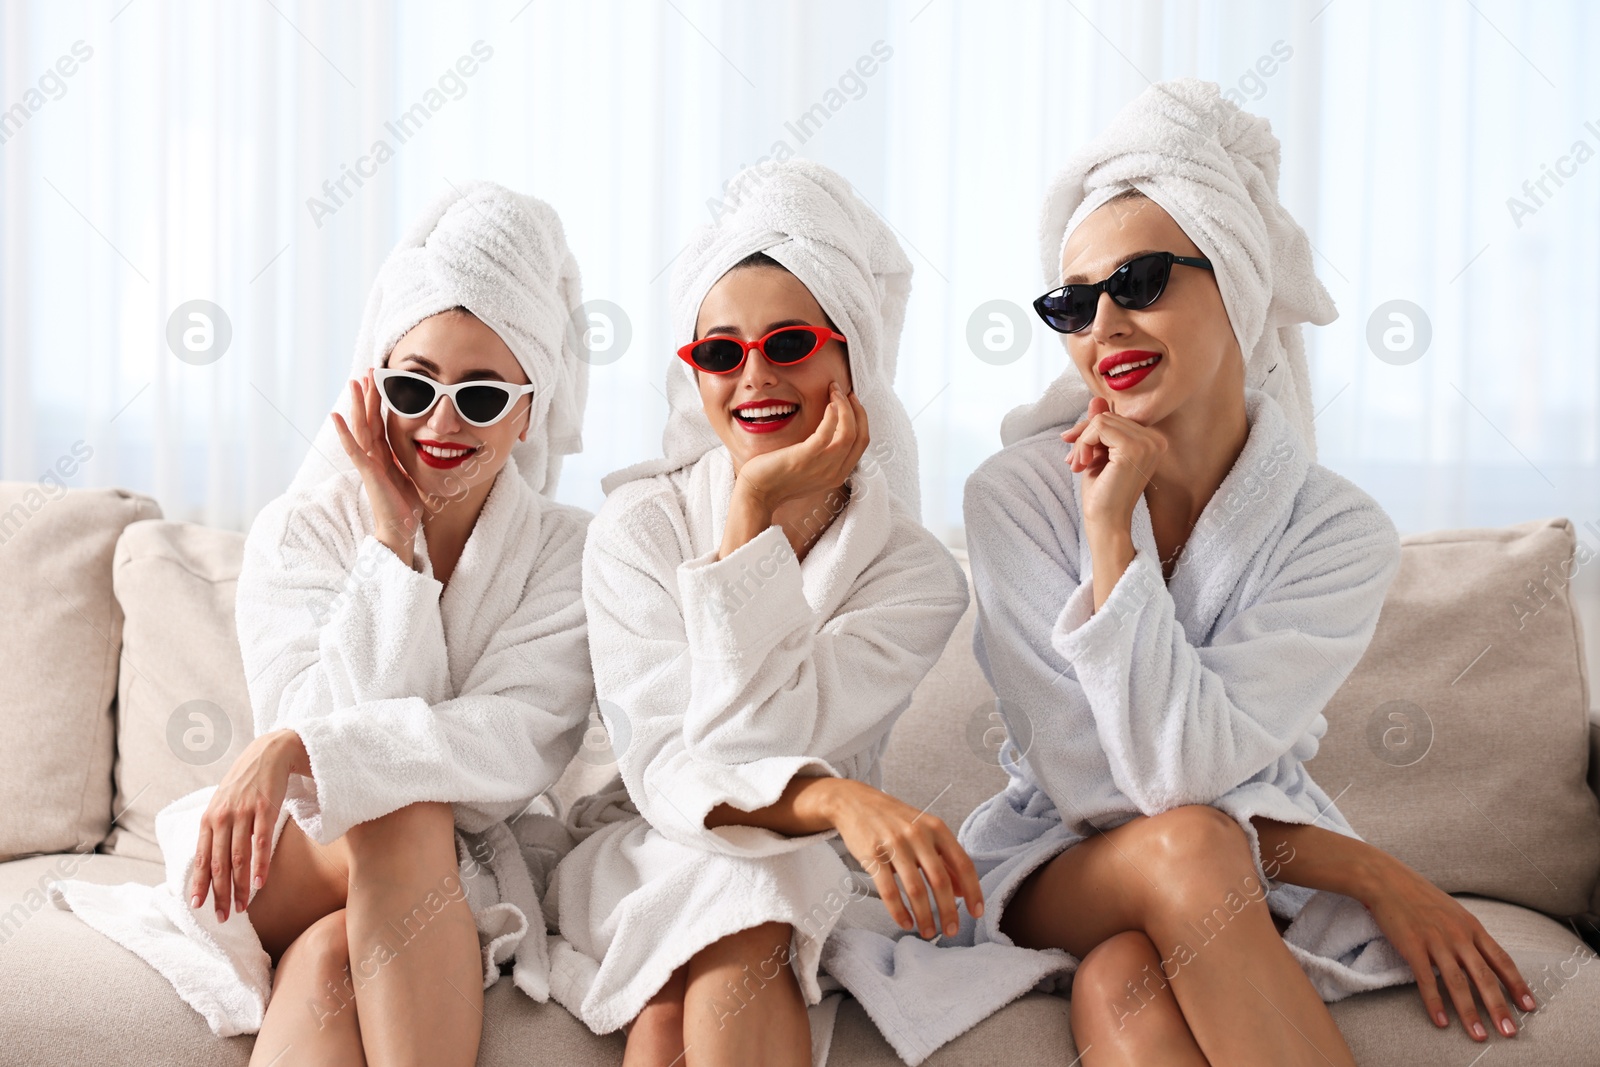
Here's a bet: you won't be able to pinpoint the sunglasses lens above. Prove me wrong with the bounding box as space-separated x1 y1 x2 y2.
380 374 436 416
1038 289 1096 334
456 385 513 425
762 327 823 364
690 339 745 373
1112 254 1170 309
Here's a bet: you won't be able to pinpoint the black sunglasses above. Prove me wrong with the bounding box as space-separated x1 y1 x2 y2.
1034 251 1214 334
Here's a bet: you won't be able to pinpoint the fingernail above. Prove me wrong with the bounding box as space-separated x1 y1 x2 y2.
1522 994 1537 1010
216 909 226 922
1471 1022 1486 1040
1499 1018 1516 1036
1435 1011 1448 1027
253 875 263 889
190 894 200 908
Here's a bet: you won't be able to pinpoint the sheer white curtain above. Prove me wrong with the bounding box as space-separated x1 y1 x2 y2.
3 0 1597 547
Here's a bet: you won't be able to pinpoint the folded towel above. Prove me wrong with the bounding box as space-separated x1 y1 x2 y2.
1001 77 1336 461
50 182 597 1036
550 159 968 1063
602 156 922 514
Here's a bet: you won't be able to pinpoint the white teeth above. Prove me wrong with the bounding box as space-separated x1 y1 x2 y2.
1107 355 1159 377
735 403 798 420
420 443 474 458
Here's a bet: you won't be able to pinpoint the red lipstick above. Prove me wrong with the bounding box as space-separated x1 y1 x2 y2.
1098 350 1162 391
731 399 800 435
413 438 479 469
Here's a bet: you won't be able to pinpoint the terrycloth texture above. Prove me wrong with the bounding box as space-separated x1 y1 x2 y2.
1003 78 1336 462
290 179 588 498
966 387 1412 982
51 456 595 1035
600 157 923 515
822 388 1414 1066
48 790 292 1036
548 446 968 1050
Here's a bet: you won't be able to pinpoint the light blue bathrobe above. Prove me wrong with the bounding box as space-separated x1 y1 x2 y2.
823 387 1413 1065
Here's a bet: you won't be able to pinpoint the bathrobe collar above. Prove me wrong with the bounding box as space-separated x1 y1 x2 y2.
701 444 893 619
410 453 540 688
1072 386 1311 644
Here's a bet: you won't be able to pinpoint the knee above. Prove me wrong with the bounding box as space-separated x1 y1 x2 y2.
344 801 457 869
1068 927 1184 1049
1125 806 1264 913
1071 931 1168 1030
277 909 351 986
1131 806 1251 877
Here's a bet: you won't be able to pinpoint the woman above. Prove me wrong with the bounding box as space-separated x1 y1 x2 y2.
955 80 1537 1065
549 158 979 1067
51 181 596 1067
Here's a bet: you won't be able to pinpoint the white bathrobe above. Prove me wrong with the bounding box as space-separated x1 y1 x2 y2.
49 455 594 1036
822 388 1414 1065
961 384 1413 977
547 445 968 1048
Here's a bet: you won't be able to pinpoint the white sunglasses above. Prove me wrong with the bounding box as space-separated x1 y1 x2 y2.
373 368 535 428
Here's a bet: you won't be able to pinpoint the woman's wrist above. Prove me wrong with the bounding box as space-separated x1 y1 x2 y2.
1086 523 1136 612
1252 817 1392 903
790 774 855 829
375 525 415 567
268 728 312 778
718 482 778 560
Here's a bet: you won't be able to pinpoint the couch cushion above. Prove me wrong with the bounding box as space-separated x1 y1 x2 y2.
1332 897 1600 1066
0 484 161 861
880 551 1008 834
0 853 627 1066
101 521 256 862
5 855 1595 1065
1311 518 1600 917
821 896 1600 1064
0 851 250 1066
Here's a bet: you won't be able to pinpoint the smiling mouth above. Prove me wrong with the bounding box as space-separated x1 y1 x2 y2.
733 402 799 426
1104 353 1161 378
414 440 479 469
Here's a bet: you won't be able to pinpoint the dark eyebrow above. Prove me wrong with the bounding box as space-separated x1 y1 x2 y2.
394 354 509 382
701 318 814 338
1061 249 1165 286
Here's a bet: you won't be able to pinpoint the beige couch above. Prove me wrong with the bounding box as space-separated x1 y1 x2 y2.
3 482 1599 1066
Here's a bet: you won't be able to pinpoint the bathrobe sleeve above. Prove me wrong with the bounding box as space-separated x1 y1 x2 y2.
236 495 591 843
585 487 967 857
964 457 1401 819
242 493 451 720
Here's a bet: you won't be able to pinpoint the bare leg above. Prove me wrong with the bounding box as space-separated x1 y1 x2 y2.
341 801 485 1067
681 922 810 1067
624 964 688 1067
247 817 352 962
1003 805 1355 1067
1070 930 1208 1066
251 910 367 1067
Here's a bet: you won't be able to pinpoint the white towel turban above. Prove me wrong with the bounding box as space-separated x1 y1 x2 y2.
600 157 923 516
1001 77 1336 462
290 180 589 498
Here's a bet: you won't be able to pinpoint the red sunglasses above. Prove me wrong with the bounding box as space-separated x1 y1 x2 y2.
676 324 847 375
